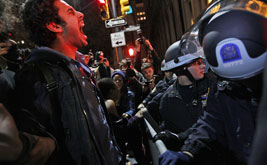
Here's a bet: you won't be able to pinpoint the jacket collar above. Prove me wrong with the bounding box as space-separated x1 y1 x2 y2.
26 47 71 64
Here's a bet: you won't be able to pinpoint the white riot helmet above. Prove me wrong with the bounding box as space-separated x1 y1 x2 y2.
161 59 167 72
163 35 205 72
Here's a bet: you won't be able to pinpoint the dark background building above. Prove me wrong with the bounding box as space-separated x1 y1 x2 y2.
138 0 213 58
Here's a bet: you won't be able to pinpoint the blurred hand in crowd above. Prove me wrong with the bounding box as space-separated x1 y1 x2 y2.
0 41 11 56
0 103 55 164
83 55 90 65
25 135 55 165
0 103 22 161
144 39 153 51
135 38 141 52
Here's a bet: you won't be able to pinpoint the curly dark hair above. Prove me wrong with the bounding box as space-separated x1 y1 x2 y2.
97 78 116 100
22 0 64 47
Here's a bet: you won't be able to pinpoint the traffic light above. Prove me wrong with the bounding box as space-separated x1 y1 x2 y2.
120 0 130 16
128 47 135 57
97 0 110 20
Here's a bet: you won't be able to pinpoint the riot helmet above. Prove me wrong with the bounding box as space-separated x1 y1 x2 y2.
161 59 167 72
164 35 205 72
191 0 267 80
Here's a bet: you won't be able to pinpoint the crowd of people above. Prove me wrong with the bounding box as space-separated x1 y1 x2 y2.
0 0 266 165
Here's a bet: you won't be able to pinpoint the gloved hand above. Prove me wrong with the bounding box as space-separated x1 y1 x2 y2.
154 130 183 151
159 150 192 165
113 117 128 129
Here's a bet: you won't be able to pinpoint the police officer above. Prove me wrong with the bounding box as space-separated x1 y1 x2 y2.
155 37 216 151
160 0 267 164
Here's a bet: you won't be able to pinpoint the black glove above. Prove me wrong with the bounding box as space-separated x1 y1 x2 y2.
113 117 128 129
154 130 184 151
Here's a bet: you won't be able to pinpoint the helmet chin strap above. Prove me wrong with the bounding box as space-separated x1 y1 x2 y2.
173 66 195 84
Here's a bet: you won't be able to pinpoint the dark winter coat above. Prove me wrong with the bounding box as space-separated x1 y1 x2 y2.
15 47 121 165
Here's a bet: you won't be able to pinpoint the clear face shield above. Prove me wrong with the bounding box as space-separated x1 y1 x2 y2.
174 32 205 68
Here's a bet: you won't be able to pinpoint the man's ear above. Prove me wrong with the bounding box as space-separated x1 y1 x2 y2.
46 22 63 33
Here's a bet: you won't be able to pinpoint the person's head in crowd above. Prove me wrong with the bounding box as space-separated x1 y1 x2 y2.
0 32 23 72
98 78 120 102
141 62 154 81
119 59 127 71
111 70 127 91
95 51 104 64
88 49 94 65
22 0 88 50
119 59 138 82
164 38 206 85
119 58 134 71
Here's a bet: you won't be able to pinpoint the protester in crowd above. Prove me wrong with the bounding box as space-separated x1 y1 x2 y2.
111 70 136 119
87 49 95 67
0 32 23 72
119 58 144 106
97 77 130 163
16 0 121 164
160 1 266 164
120 58 145 82
97 78 120 119
141 62 160 98
135 37 161 75
92 50 114 80
111 70 151 164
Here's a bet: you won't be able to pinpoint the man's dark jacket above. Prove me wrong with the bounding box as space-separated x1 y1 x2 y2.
15 47 121 165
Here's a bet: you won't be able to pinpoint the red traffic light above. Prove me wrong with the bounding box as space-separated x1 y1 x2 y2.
128 48 135 57
98 0 106 5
